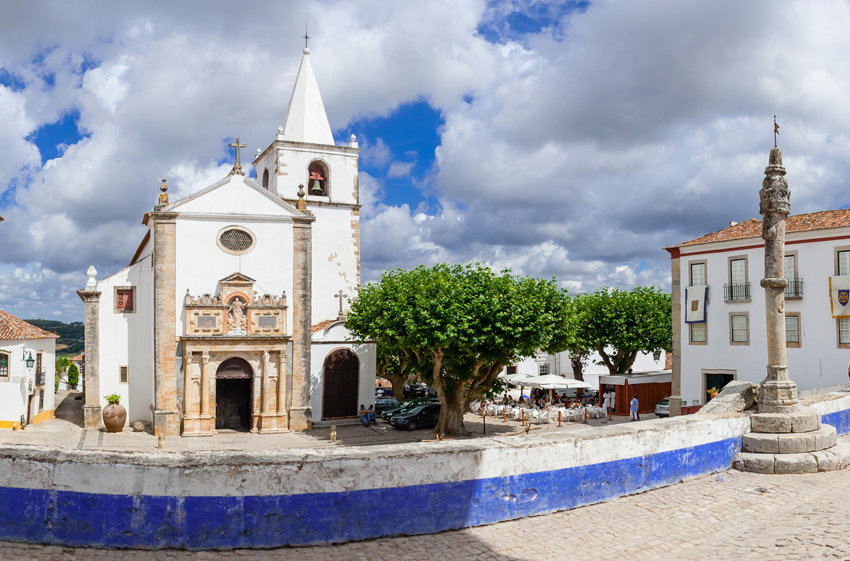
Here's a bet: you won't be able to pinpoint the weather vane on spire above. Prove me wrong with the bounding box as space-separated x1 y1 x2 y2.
302 22 310 49
774 115 779 148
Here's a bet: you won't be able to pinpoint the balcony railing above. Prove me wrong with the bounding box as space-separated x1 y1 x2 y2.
785 278 803 298
35 370 45 387
724 282 751 302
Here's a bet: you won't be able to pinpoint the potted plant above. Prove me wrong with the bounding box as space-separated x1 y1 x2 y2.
707 387 719 400
102 393 126 433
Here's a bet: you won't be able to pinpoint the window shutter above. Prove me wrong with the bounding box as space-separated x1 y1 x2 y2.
124 290 134 312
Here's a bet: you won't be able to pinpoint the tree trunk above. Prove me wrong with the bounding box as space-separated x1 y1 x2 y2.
381 372 408 401
570 352 584 381
435 389 469 436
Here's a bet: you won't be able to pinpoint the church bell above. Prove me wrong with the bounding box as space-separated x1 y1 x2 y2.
310 179 323 193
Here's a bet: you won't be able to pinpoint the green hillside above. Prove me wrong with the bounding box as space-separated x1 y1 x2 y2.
25 319 84 356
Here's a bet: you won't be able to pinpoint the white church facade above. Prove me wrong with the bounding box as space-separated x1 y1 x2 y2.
79 48 375 436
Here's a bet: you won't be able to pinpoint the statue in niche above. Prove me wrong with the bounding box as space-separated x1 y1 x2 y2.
228 297 248 334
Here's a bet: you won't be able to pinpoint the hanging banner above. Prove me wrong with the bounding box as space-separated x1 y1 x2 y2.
685 285 707 323
830 276 850 317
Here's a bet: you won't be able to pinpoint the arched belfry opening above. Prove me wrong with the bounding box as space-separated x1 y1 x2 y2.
262 168 269 189
215 357 253 431
322 349 359 419
307 161 328 196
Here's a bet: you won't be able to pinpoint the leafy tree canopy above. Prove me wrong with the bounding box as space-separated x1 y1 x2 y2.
346 263 571 435
567 286 671 375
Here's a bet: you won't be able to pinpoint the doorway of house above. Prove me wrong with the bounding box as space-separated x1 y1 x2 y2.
704 371 735 404
215 357 253 431
322 349 359 419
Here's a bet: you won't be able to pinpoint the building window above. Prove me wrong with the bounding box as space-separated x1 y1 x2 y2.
690 262 706 286
538 364 549 375
785 254 803 298
36 352 42 375
784 254 796 279
786 315 800 346
115 287 136 313
38 388 44 412
840 318 850 345
730 259 746 285
725 257 750 302
0 353 8 380
307 162 328 196
690 323 706 343
840 250 850 276
731 314 748 343
119 366 129 384
262 169 269 189
507 365 517 374
216 226 257 255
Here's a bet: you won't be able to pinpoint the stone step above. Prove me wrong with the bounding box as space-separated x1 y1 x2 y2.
743 425 836 454
733 440 850 474
751 410 820 433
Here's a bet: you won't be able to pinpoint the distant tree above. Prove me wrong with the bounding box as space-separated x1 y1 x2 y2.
346 263 571 436
67 364 79 389
567 286 672 375
375 342 416 400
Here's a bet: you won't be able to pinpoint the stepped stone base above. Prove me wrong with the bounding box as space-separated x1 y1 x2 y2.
735 408 849 474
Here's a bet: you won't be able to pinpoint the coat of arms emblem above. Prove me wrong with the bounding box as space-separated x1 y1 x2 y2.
839 290 849 306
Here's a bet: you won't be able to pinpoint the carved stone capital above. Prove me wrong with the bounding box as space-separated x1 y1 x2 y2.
201 352 210 364
760 277 788 289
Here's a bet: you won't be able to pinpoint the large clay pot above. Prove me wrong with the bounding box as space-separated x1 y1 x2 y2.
103 403 126 433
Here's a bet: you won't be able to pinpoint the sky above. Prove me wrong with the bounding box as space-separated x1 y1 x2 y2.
2 0 850 322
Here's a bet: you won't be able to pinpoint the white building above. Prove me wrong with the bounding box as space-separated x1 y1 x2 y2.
81 48 375 436
0 311 58 429
508 349 668 390
666 208 850 415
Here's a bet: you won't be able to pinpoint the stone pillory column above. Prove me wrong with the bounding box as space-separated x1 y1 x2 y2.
757 147 797 413
290 215 315 430
77 266 102 429
153 212 180 436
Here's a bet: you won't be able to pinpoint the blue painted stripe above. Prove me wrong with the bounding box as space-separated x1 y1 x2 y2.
0 436 741 549
822 409 850 436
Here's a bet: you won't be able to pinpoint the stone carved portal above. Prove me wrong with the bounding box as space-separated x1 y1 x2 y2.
215 357 253 431
322 349 359 419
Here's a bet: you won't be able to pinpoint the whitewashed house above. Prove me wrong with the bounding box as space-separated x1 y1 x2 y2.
0 311 58 429
80 48 375 436
665 209 850 415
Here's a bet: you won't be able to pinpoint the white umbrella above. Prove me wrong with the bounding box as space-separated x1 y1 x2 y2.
497 372 527 382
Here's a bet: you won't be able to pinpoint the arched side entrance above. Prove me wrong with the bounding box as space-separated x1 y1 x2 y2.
215 357 253 431
322 349 359 419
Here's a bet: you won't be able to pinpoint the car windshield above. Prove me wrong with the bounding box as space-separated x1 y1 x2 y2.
659 399 669 405
405 406 426 415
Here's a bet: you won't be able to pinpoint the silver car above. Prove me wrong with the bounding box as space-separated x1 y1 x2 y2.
655 398 670 418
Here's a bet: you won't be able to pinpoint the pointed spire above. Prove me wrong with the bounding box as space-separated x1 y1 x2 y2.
281 48 335 145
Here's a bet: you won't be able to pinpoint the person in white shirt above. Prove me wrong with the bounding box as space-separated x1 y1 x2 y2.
602 390 611 414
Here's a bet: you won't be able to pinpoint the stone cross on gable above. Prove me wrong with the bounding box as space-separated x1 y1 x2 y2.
229 137 247 176
335 290 348 320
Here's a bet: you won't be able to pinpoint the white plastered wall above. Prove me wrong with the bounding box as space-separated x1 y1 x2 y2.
0 338 56 426
310 322 376 423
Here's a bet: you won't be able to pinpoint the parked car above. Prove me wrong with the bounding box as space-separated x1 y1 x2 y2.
389 403 442 431
375 397 401 414
655 398 670 418
380 397 440 421
403 383 429 398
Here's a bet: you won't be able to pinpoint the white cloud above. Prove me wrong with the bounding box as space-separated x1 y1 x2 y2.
387 161 414 178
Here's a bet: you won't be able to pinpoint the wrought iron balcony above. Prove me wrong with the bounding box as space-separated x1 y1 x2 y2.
724 282 751 302
785 278 803 298
35 370 45 387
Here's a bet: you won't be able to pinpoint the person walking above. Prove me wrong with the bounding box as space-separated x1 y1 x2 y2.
630 395 640 421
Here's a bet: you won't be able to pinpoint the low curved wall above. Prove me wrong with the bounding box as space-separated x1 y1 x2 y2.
0 415 752 549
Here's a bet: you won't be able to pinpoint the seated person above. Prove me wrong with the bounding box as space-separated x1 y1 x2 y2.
367 405 377 424
359 405 370 426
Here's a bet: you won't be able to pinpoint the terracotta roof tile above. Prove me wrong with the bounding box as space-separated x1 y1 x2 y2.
311 319 336 333
0 311 61 341
671 209 850 248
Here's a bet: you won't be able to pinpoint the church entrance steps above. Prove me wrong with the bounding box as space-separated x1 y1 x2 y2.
313 418 361 427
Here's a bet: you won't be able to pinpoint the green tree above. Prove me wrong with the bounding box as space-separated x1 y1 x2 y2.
375 342 416 401
568 286 672 375
346 263 571 436
67 364 79 389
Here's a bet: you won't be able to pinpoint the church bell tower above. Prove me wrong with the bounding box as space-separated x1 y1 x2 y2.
253 47 362 324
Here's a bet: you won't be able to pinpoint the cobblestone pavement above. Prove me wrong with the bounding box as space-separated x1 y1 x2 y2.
3 465 850 560
0 390 653 452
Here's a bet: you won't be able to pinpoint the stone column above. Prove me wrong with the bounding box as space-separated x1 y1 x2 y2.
153 212 180 436
669 254 683 417
201 352 210 416
261 351 271 414
183 353 193 418
77 272 102 429
277 350 286 415
758 147 797 413
290 216 315 430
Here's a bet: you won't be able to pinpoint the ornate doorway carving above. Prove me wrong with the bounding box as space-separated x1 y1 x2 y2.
322 349 359 419
215 357 252 430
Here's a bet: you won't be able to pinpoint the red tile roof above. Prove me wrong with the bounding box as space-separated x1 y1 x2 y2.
0 310 61 340
311 319 336 333
671 209 850 248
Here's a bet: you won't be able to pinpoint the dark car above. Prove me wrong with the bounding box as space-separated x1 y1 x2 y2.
380 398 440 421
389 403 442 431
375 397 401 414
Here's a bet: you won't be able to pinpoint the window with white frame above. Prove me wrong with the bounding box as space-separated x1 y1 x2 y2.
730 259 746 285
690 263 706 286
786 316 800 343
538 364 549 375
0 353 8 380
840 318 850 344
731 315 748 343
784 255 796 279
690 323 706 342
839 250 850 276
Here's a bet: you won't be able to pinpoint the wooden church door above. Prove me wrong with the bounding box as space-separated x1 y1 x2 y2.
215 358 253 430
322 349 359 419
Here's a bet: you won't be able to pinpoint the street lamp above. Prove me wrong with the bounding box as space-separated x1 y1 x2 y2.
25 352 34 369
652 350 661 362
